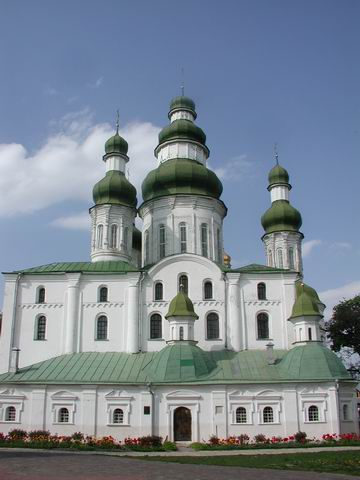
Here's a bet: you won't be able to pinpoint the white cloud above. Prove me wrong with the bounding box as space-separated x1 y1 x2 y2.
44 87 58 96
320 281 360 318
51 212 90 230
88 77 104 88
214 154 253 182
302 239 322 258
0 110 160 218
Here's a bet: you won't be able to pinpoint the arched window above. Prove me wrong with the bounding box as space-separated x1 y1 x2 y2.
308 405 319 422
216 228 222 263
5 406 16 422
150 314 162 339
236 407 247 424
110 224 118 249
308 327 312 341
36 316 46 340
113 408 124 424
178 275 188 295
343 404 349 421
124 226 129 251
99 286 108 303
257 283 266 300
207 312 219 339
58 407 69 423
159 224 166 259
268 250 273 267
204 281 213 300
179 222 187 253
154 282 163 301
257 313 269 339
96 315 108 340
144 230 149 264
201 223 208 257
179 326 184 340
97 225 103 248
37 287 45 304
277 248 283 268
263 406 274 423
288 247 295 269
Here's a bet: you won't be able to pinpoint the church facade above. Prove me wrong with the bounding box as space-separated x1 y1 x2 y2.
0 96 357 441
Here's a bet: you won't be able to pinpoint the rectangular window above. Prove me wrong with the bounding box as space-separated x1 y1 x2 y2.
144 406 151 415
159 225 166 259
180 223 187 253
201 224 208 257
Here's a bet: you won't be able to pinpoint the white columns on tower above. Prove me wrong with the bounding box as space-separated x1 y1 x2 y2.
126 274 141 353
64 273 81 354
226 273 242 351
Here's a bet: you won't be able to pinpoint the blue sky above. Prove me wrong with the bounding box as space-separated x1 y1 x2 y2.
0 0 359 313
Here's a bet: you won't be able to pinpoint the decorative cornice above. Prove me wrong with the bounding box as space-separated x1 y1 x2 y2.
83 302 124 309
20 303 64 310
245 300 281 306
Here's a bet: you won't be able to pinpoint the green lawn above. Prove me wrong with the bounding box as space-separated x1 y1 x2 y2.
141 450 360 476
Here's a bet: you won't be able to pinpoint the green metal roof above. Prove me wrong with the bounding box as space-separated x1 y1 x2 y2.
105 132 128 155
295 279 324 306
261 200 302 235
290 289 322 319
168 96 196 118
222 263 289 274
0 344 350 385
158 119 207 148
165 291 199 319
7 261 139 275
93 170 137 208
268 164 290 188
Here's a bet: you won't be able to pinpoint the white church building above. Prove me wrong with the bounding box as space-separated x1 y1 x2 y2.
0 95 357 442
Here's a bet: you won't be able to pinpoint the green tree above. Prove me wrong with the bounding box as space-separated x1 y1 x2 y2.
326 295 360 374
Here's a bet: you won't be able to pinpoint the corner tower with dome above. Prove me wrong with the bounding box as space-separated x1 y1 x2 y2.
0 94 357 442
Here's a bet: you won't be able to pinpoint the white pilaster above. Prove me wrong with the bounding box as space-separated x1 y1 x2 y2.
126 274 141 353
64 273 81 354
227 273 242 351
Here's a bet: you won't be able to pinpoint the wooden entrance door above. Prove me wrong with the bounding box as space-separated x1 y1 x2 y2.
174 406 192 441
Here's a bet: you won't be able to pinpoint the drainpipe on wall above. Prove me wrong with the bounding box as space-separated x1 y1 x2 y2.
335 379 341 434
9 348 20 373
223 273 228 349
147 382 154 436
138 272 145 352
9 273 22 372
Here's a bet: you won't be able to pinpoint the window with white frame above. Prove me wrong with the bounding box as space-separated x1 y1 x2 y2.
113 408 124 424
288 247 295 269
37 287 46 304
110 224 118 249
96 315 108 340
308 405 319 422
204 281 213 300
257 283 266 300
216 228 221 263
144 230 150 264
179 222 187 253
268 250 273 267
58 407 69 423
154 282 163 301
99 286 108 303
277 248 283 268
178 274 188 295
97 225 103 248
150 314 162 339
257 313 269 340
201 223 208 257
235 406 247 424
159 224 166 259
35 315 46 340
342 404 350 421
263 406 274 423
5 406 16 422
207 312 219 339
123 226 129 251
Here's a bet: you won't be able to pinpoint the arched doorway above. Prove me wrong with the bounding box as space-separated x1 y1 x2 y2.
174 406 192 441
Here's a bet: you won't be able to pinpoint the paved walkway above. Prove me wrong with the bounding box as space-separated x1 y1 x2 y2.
0 448 359 480
0 449 358 480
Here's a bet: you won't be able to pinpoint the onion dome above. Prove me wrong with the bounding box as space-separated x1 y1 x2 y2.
132 226 142 251
144 343 216 382
142 158 222 202
268 164 290 188
105 132 128 156
158 120 207 148
278 343 349 380
289 288 322 319
223 253 231 268
165 289 199 319
168 96 197 119
261 200 302 235
93 171 137 208
295 280 324 306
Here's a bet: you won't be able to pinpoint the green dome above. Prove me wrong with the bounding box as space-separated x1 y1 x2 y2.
268 164 289 187
169 96 196 117
290 289 322 319
295 280 323 305
278 343 350 380
165 290 199 319
105 132 128 155
132 226 142 251
158 119 207 148
141 158 223 203
261 200 302 235
93 171 137 208
144 343 217 382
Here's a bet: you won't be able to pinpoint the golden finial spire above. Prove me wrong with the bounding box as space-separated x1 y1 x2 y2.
274 142 279 165
116 109 120 134
180 67 185 96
